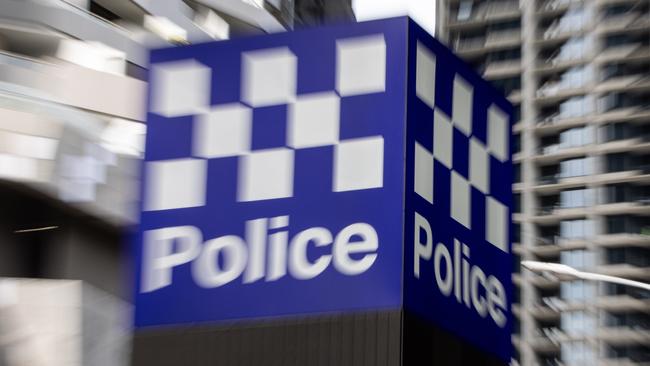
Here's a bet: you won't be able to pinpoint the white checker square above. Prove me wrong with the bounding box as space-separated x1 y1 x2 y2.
452 75 473 136
194 103 251 158
239 148 294 202
334 136 384 192
416 42 436 109
336 35 386 96
433 109 453 169
487 197 508 252
451 171 470 229
414 142 433 204
488 104 509 162
144 159 207 211
469 138 489 194
242 47 296 107
150 60 211 117
288 92 340 148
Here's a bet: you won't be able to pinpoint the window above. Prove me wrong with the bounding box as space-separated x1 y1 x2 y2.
491 76 521 96
514 163 521 183
606 247 650 267
605 312 650 329
561 249 595 269
607 345 650 362
556 37 590 62
514 193 521 213
561 280 595 301
602 123 631 141
606 153 629 172
489 19 521 32
560 219 593 239
560 157 593 178
605 283 650 299
561 311 596 335
487 48 521 62
559 96 593 118
562 340 596 364
560 66 591 89
513 133 521 153
560 188 592 208
457 0 473 20
603 184 629 203
559 126 592 148
512 104 521 122
606 215 650 234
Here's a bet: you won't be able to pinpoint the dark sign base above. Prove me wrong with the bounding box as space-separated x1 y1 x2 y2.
132 310 507 365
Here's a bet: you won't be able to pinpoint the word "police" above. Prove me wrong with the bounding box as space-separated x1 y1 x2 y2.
414 212 507 328
141 216 379 292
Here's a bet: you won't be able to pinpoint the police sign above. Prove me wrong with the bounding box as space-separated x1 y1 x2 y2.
134 17 513 361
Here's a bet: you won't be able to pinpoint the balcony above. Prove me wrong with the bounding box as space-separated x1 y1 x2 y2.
597 264 650 281
535 144 590 165
596 326 650 345
535 113 591 136
537 0 584 17
596 43 650 64
592 169 650 187
448 1 520 28
596 10 650 35
0 0 147 66
455 29 522 56
598 137 650 156
533 173 592 194
535 57 586 75
536 82 590 105
530 297 563 320
483 60 522 78
530 328 563 353
597 74 650 94
596 232 650 247
531 237 563 257
537 21 587 46
595 201 650 216
532 206 587 225
0 50 146 121
597 295 650 312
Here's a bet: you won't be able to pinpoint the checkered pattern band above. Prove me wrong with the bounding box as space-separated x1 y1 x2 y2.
413 42 510 253
144 35 387 211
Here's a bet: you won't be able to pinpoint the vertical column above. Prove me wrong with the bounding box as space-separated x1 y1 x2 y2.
519 0 540 365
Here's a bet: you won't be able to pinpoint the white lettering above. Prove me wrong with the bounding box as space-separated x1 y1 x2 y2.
141 217 380 292
193 235 247 288
433 242 453 296
414 212 432 278
142 226 202 293
413 211 508 328
333 223 378 275
289 227 332 280
488 276 507 328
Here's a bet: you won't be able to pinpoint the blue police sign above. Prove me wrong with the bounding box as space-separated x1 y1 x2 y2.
135 17 512 361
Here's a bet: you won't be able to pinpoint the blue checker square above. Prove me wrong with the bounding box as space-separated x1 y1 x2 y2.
251 104 288 150
135 17 513 362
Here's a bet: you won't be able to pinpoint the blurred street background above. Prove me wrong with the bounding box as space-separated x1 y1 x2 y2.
0 0 647 365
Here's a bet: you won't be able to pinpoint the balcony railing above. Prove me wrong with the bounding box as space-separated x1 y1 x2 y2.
537 236 561 246
535 327 564 345
450 0 520 24
538 204 561 215
540 296 564 311
538 174 561 185
538 0 581 13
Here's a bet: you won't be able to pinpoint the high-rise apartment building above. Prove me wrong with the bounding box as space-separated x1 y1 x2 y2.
438 0 650 365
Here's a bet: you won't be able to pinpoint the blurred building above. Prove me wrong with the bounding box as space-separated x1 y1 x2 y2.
437 0 650 365
0 1 300 364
